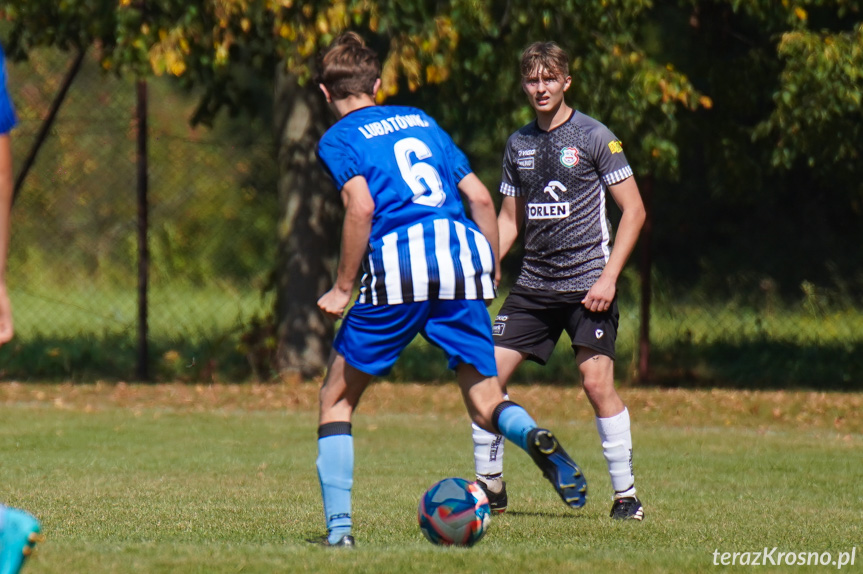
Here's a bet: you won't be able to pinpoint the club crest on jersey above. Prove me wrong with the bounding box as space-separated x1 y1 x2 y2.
559 147 579 167
595 329 604 339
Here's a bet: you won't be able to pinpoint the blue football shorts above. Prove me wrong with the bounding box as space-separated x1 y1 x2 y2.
333 299 498 377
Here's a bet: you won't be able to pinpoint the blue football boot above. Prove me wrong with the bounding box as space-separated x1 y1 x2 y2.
0 507 42 574
526 428 588 508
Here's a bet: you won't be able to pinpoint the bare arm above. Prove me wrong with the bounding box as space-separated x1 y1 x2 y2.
457 172 500 284
582 176 646 312
0 134 13 345
317 176 375 318
497 195 524 262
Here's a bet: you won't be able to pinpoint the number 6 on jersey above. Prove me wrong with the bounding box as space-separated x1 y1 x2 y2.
394 137 447 207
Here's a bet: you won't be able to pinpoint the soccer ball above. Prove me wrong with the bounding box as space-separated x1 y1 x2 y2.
417 477 491 546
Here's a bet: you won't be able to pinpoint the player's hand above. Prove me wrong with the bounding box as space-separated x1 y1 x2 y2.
582 276 616 313
0 282 13 346
317 285 352 319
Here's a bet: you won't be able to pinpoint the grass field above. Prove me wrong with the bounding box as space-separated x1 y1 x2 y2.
1 284 273 381
4 277 863 387
1 382 861 573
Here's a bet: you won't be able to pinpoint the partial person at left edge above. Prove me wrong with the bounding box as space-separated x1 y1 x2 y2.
0 40 44 574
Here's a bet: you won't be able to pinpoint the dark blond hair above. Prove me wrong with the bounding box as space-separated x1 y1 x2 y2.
520 41 570 79
316 32 381 100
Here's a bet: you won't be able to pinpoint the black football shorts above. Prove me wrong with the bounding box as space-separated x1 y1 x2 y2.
492 289 619 364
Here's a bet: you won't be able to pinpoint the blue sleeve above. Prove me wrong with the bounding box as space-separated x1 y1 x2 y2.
424 114 472 183
316 131 360 190
0 44 17 135
441 131 472 183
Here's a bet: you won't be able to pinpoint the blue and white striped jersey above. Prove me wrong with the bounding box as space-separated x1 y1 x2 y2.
0 44 17 135
317 105 495 305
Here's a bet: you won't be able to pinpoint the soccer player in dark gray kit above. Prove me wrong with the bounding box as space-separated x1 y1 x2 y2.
472 41 647 520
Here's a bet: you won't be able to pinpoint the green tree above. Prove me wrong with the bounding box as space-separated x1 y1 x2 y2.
2 1 709 377
642 1 862 296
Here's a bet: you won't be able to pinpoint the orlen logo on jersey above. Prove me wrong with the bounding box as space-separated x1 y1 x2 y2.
559 146 579 167
527 203 570 219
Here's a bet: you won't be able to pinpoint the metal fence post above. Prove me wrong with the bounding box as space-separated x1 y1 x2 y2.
638 173 653 384
136 78 150 381
12 49 85 205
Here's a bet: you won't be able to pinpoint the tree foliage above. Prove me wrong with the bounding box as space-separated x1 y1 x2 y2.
646 0 863 297
3 0 862 376
756 22 863 174
2 1 706 166
5 0 859 188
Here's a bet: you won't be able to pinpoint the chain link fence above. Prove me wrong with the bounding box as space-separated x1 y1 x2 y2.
1 47 861 389
2 47 276 382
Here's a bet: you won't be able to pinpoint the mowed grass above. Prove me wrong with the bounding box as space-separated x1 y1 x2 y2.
1 382 861 573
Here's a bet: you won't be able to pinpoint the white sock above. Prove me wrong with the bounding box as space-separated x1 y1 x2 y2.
596 407 636 498
472 423 504 484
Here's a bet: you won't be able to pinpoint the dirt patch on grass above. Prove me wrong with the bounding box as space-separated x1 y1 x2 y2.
1 381 860 437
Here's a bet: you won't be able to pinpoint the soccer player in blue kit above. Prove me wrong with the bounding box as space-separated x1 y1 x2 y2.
0 41 43 574
471 42 647 521
313 32 588 547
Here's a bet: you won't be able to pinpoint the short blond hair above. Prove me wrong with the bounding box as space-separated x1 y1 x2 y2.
520 42 570 79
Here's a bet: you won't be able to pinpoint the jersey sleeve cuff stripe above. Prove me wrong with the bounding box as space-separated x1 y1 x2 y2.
499 182 521 196
454 165 471 182
602 165 633 186
336 167 361 187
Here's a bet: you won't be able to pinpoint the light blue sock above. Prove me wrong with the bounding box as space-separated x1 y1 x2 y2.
317 424 354 545
495 403 538 451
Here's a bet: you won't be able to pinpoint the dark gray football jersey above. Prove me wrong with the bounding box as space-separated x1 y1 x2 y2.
500 110 633 292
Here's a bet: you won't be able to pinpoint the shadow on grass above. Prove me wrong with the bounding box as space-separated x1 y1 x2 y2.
0 332 252 382
390 337 863 391
1 333 862 391
645 338 863 391
504 510 588 519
